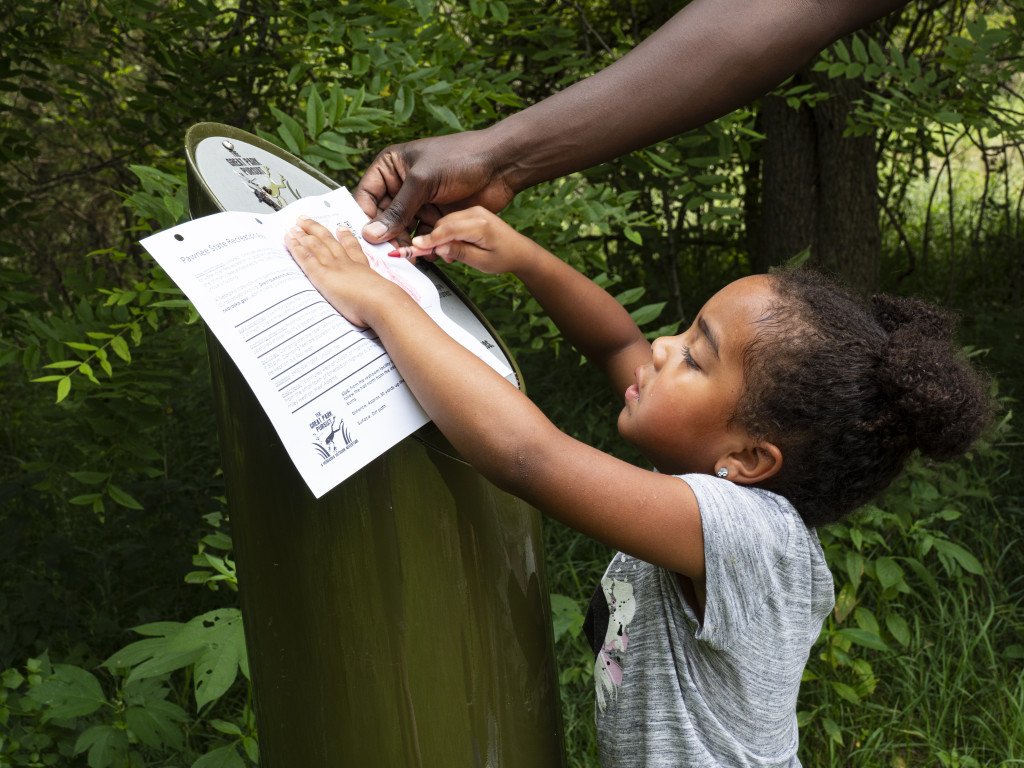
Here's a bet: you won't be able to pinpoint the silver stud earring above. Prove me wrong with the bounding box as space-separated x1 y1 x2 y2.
716 467 729 478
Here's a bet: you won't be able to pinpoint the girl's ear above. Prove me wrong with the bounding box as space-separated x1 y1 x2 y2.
717 441 782 485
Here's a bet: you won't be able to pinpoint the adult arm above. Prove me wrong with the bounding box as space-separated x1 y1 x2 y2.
357 0 910 242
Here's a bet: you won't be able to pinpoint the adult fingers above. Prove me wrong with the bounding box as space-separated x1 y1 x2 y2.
362 179 432 244
355 148 431 244
352 148 401 220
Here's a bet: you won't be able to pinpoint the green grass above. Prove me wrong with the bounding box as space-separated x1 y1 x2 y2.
801 561 1024 764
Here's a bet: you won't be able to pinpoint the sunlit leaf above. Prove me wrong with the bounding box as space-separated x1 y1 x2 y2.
56 376 71 403
306 87 325 139
110 335 131 362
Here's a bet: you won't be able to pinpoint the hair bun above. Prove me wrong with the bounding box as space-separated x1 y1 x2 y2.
872 295 988 460
872 294 954 337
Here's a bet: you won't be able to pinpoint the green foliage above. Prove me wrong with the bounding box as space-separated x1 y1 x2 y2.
249 0 587 180
798 407 1024 763
806 4 1024 304
814 10 1024 139
544 523 609 768
1 520 254 768
1 649 256 768
185 513 239 595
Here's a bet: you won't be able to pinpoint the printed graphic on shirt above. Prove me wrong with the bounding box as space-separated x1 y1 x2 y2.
595 576 636 712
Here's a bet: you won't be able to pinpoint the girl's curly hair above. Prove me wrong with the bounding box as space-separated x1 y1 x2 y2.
734 269 991 528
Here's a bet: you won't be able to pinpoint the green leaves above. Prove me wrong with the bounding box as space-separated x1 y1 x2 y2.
810 9 1024 145
125 698 187 751
27 664 107 721
128 164 189 230
611 284 668 333
306 87 326 140
424 102 463 132
32 335 131 402
803 436 1009 751
550 593 585 642
55 374 72 403
107 609 248 711
837 627 890 653
192 744 246 768
110 336 131 363
3 650 229 768
873 556 904 592
931 538 985 576
271 105 305 156
191 613 249 711
885 612 911 647
106 483 143 510
74 725 129 768
187 528 239 592
393 84 415 124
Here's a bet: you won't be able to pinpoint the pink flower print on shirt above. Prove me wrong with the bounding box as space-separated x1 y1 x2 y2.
595 577 636 712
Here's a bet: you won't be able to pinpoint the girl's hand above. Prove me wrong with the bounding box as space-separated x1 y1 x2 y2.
284 216 402 329
403 207 546 275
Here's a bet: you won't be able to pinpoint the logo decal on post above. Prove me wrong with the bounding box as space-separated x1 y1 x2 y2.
221 140 299 211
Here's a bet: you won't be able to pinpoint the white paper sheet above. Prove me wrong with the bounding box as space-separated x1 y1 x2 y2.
141 187 512 498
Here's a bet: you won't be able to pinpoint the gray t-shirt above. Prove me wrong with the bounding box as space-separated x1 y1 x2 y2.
589 473 835 767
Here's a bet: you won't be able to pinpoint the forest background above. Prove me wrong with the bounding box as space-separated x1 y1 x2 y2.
1 0 1023 766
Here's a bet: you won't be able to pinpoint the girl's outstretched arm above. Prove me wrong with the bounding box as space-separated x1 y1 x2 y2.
284 218 707 580
409 208 650 397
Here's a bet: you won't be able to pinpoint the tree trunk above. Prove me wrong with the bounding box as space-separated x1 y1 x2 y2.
756 53 881 296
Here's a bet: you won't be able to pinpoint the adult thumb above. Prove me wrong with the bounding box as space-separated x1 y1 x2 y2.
361 183 429 244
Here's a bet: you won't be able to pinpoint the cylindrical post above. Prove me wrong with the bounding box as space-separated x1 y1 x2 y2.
186 123 565 766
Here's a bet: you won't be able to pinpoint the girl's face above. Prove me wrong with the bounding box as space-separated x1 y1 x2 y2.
618 275 773 476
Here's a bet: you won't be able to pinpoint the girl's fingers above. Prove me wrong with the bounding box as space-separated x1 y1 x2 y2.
296 215 333 240
285 217 370 269
334 226 370 266
285 217 335 265
294 216 338 258
283 228 320 267
414 211 484 251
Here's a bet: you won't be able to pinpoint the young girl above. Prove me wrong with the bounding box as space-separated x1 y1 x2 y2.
284 209 989 766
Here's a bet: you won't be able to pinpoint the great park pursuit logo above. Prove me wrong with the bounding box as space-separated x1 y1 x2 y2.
309 410 357 466
220 139 299 212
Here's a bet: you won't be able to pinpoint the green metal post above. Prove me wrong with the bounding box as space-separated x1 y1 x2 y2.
185 123 565 767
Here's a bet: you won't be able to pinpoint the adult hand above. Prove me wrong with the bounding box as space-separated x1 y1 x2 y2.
354 131 516 245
